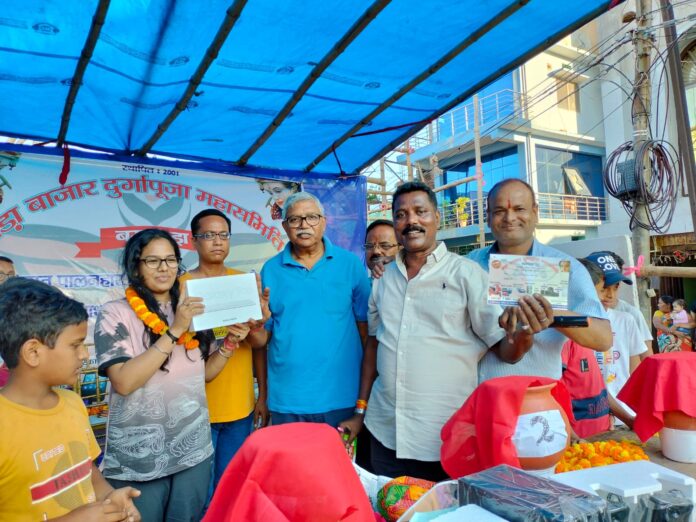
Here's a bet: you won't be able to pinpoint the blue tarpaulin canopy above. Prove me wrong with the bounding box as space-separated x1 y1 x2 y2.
0 0 621 176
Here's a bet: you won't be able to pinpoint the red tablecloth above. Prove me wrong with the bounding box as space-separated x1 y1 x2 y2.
618 352 696 442
204 422 374 522
440 376 573 479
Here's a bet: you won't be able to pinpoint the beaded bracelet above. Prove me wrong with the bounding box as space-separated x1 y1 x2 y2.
354 399 368 415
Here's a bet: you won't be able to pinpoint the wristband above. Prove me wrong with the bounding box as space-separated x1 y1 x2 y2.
163 330 178 343
354 407 366 415
356 399 368 410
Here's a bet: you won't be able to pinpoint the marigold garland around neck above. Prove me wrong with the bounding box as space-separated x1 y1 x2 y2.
125 287 199 350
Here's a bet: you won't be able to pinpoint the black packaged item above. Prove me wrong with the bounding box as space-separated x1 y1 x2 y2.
635 490 694 522
604 493 629 522
458 465 610 521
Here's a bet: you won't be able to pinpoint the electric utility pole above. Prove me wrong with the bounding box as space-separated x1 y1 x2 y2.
631 0 654 321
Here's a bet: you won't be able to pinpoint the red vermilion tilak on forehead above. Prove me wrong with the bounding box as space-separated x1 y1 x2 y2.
507 199 511 209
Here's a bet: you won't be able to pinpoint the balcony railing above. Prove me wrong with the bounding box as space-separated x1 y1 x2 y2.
537 192 608 222
438 192 608 230
409 89 525 149
438 198 486 230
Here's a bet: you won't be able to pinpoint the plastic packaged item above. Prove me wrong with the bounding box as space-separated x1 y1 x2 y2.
353 463 392 508
634 490 694 521
458 464 610 521
377 476 435 521
551 460 696 521
397 480 458 521
411 504 507 520
604 494 630 522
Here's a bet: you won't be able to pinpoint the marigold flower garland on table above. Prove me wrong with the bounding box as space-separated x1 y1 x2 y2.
555 440 649 473
125 287 199 350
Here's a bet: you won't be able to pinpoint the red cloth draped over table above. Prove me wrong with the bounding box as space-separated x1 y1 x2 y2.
203 422 375 522
617 352 696 442
440 376 573 479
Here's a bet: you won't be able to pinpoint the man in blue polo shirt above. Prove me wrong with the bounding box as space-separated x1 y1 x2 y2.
468 179 612 381
259 192 371 427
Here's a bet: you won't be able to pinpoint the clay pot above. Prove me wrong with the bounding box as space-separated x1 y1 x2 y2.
663 410 696 431
513 383 571 473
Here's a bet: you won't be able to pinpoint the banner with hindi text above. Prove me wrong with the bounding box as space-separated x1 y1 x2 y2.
0 149 366 341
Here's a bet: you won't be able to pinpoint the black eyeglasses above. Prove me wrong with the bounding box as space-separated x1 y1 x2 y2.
0 272 15 282
140 256 179 269
284 214 323 228
363 242 399 251
193 232 232 241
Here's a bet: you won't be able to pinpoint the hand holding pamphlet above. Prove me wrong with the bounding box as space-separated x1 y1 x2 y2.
488 254 570 310
185 273 262 331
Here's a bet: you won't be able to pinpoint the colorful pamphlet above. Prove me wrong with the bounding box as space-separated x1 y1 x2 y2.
487 254 570 310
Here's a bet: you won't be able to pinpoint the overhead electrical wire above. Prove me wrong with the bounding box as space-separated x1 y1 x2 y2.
603 140 681 232
600 9 685 233
370 0 692 215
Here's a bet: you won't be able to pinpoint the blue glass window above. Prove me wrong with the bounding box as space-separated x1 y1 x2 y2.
535 146 604 197
436 146 520 205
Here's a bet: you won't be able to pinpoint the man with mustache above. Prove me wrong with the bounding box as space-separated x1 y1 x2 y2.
468 179 612 382
340 181 542 481
257 192 372 428
364 219 400 273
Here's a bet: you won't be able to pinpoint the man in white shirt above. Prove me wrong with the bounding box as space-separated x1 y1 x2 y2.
339 181 553 481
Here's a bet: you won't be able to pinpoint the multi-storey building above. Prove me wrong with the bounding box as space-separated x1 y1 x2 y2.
394 2 696 304
398 22 609 255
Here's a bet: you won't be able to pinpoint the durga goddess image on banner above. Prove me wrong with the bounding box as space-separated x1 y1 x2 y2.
256 178 302 220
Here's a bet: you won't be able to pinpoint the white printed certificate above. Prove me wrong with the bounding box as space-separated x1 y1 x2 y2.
487 254 570 309
185 273 262 331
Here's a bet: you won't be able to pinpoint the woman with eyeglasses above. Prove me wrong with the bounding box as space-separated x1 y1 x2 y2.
94 229 246 521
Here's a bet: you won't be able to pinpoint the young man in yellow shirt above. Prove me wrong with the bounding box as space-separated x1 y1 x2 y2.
0 278 140 522
180 209 271 498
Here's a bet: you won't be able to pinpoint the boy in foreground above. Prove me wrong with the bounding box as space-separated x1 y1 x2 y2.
0 278 141 521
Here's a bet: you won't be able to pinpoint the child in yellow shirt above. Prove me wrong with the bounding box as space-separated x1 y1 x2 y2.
0 278 141 521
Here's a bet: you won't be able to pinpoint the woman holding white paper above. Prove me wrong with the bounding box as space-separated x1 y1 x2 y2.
94 228 248 522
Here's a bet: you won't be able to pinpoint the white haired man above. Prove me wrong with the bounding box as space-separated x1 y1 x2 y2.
255 192 371 427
